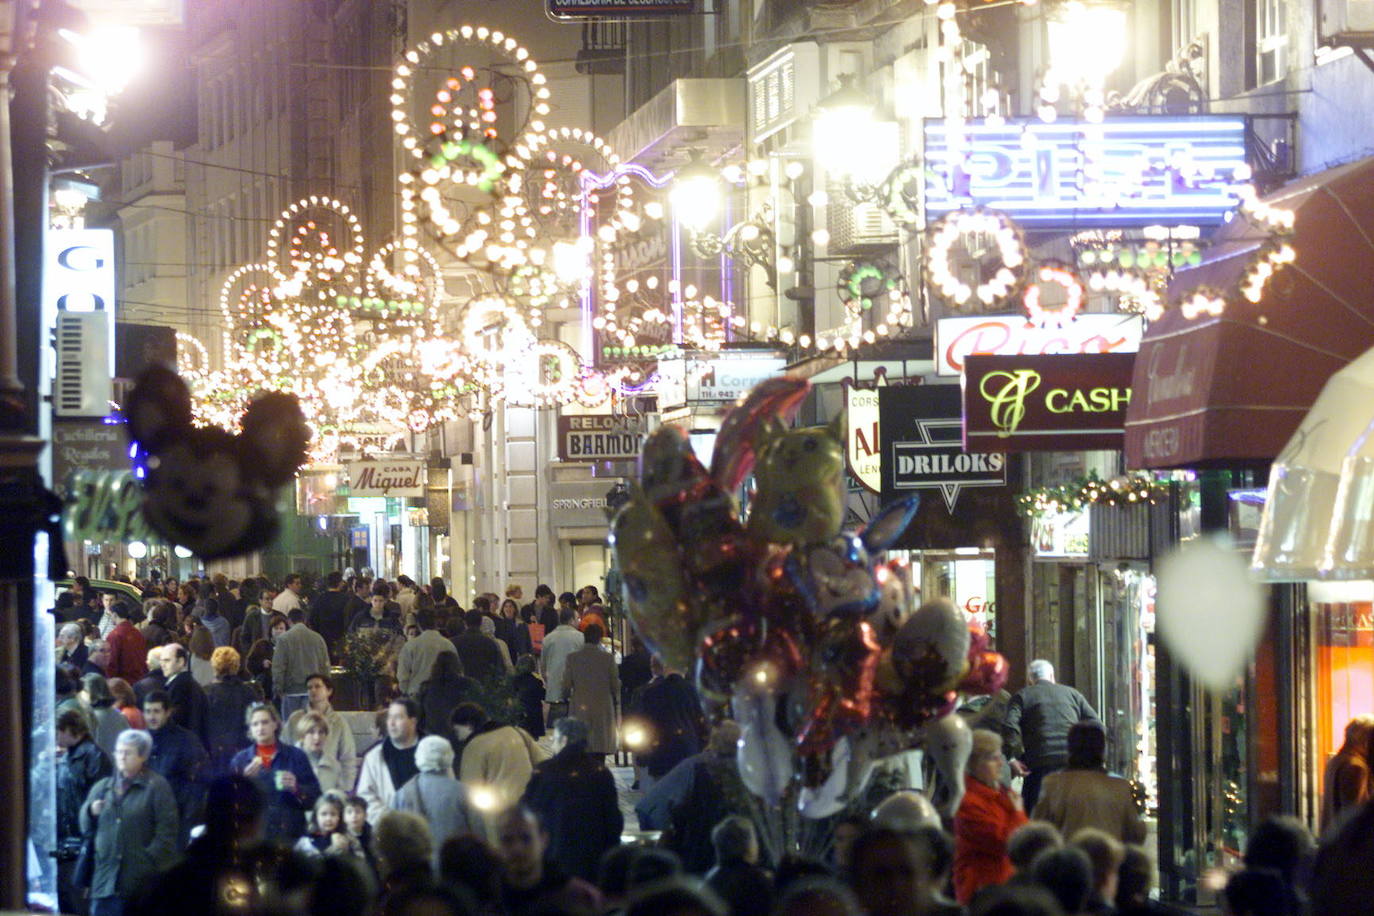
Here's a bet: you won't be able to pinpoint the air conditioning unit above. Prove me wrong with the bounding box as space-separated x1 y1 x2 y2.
54 311 113 417
1321 0 1374 45
827 195 900 253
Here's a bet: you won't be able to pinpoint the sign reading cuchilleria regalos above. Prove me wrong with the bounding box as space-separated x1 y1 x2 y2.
962 353 1136 453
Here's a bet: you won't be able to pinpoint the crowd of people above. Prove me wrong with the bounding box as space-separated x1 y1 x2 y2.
48 573 1367 916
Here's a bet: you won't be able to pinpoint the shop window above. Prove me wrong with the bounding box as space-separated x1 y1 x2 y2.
1312 596 1374 793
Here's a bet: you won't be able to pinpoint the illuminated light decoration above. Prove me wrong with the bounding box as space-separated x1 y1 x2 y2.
838 259 900 315
925 207 1027 310
175 332 210 387
877 161 925 230
1022 263 1085 327
923 117 1252 227
1017 471 1170 518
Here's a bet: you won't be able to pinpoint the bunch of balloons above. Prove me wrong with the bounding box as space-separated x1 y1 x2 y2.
612 377 1009 818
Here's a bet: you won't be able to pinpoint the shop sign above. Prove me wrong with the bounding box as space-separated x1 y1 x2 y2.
846 386 882 493
1032 508 1090 558
548 0 694 18
923 116 1250 227
345 459 426 497
879 385 1006 511
63 469 157 544
52 419 128 491
962 353 1136 452
657 351 787 409
44 228 117 370
549 480 617 528
557 413 650 462
935 314 1143 377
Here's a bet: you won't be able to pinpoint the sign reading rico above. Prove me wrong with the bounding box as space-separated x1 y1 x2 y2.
962 353 1135 453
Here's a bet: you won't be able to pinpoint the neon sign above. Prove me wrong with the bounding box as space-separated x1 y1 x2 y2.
924 116 1251 226
935 314 1144 377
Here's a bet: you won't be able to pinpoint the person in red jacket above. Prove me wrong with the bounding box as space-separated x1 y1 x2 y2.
953 727 1028 903
105 600 148 682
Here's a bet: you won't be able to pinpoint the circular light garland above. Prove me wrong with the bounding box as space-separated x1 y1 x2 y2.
1023 263 1085 327
926 208 1027 310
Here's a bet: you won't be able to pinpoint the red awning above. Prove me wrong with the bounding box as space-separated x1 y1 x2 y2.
1124 156 1374 469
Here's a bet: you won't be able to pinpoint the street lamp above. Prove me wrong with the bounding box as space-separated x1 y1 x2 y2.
813 76 882 184
1044 1 1128 120
669 153 722 232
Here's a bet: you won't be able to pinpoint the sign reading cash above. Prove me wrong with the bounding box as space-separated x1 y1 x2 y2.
924 116 1250 227
345 459 426 497
963 353 1135 452
557 414 649 462
879 385 1006 512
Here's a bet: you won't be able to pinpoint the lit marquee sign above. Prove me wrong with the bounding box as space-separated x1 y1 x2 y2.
924 116 1251 227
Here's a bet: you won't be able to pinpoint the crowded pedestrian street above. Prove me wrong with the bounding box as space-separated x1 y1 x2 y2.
4 0 1374 914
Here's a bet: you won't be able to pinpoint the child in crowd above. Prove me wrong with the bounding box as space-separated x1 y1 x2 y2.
295 792 364 859
343 793 379 876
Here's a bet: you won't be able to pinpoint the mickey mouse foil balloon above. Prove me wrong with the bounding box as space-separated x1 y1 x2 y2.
124 365 309 560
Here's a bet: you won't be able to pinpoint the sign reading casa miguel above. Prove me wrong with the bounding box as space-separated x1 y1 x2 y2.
557 414 649 462
962 353 1135 452
879 385 1006 512
935 313 1143 377
924 116 1250 227
345 459 426 498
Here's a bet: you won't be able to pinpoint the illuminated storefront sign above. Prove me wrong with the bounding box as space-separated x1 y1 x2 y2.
44 227 117 369
556 413 650 462
963 353 1135 452
879 385 1006 511
935 314 1143 377
345 459 426 497
657 351 787 409
845 385 882 494
924 116 1250 226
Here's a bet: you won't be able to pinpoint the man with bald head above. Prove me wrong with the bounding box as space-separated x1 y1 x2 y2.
496 805 600 915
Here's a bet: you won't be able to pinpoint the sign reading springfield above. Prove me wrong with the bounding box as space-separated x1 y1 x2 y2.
879 385 1006 512
962 353 1135 453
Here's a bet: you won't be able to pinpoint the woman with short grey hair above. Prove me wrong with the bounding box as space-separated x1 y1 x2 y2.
392 734 486 853
83 673 129 757
81 728 178 916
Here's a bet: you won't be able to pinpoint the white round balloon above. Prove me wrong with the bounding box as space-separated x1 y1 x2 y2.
1156 535 1265 692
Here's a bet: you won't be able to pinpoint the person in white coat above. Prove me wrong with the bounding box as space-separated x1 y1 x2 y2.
355 697 421 825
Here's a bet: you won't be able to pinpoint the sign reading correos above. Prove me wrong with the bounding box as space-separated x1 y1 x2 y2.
658 352 787 409
962 353 1135 453
345 460 426 497
935 314 1143 377
557 414 649 462
924 116 1250 227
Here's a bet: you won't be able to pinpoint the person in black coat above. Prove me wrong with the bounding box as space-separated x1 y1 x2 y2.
705 816 774 916
55 706 112 915
204 647 263 777
451 610 504 682
144 690 209 845
521 716 623 883
619 636 653 711
310 571 353 658
161 642 209 747
512 654 547 739
631 656 707 788
415 651 482 743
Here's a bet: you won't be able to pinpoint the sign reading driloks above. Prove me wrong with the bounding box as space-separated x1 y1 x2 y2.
547 0 694 18
879 385 1007 512
962 353 1135 453
557 414 649 462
